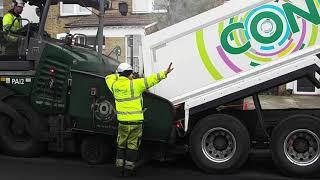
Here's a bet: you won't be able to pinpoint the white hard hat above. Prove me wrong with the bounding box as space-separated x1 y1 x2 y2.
13 0 25 7
117 63 133 73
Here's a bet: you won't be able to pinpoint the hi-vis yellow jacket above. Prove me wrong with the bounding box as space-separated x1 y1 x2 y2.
106 72 166 122
3 11 22 32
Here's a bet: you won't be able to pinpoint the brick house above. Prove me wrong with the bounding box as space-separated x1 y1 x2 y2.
61 0 168 74
65 0 228 72
0 0 166 73
2 0 9 14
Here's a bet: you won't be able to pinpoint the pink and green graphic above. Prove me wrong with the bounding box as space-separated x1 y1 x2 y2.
196 0 320 80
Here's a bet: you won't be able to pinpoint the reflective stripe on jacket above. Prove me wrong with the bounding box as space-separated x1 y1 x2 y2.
106 72 166 122
3 12 22 32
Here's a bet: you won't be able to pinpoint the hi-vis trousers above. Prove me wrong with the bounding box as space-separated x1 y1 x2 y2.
116 122 143 170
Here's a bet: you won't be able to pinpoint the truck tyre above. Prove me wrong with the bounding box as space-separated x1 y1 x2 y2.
0 97 46 157
81 136 113 165
190 114 250 173
271 115 320 177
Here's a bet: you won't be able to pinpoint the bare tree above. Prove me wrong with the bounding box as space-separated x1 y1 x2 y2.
168 0 224 24
147 0 226 32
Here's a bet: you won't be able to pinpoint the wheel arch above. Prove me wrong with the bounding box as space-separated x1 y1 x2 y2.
0 86 16 101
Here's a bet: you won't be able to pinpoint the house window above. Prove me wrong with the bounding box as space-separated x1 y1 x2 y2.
126 35 142 73
0 6 3 17
0 0 3 17
132 0 168 13
60 3 92 16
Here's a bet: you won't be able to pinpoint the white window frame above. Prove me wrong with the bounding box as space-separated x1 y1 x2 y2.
293 73 320 95
56 33 67 40
60 2 92 16
125 35 143 74
0 6 3 17
132 0 167 14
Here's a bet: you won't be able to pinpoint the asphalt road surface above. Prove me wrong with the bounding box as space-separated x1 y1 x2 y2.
0 151 318 180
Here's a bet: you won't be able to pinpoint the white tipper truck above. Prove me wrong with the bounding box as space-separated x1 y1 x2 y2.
142 0 320 177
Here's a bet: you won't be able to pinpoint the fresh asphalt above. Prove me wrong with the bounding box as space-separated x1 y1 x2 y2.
0 150 317 180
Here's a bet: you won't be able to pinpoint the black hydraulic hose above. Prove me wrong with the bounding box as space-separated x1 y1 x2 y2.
252 94 270 139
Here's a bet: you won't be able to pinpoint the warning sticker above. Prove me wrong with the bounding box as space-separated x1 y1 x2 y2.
6 78 10 84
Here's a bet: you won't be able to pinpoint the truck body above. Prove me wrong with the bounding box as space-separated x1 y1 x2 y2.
1 0 320 177
142 0 320 176
144 0 320 113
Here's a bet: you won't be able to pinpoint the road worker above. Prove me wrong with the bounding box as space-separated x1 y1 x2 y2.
3 0 24 33
105 62 173 176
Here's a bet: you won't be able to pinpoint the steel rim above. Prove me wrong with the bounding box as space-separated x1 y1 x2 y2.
284 129 320 166
201 127 236 163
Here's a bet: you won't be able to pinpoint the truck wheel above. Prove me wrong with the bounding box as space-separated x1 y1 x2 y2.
271 115 320 177
0 97 46 157
190 114 250 173
81 136 113 165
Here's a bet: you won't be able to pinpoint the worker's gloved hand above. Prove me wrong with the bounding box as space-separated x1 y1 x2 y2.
165 62 174 76
14 24 30 36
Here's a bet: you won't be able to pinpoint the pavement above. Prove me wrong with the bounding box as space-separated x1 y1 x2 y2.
243 95 320 110
0 153 307 180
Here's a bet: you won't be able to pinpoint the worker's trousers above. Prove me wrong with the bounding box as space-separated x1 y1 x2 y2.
116 122 143 170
